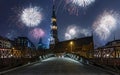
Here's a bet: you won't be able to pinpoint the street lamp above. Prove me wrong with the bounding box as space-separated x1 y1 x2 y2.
70 41 73 52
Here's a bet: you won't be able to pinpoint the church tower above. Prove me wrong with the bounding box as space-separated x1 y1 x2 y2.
50 3 59 49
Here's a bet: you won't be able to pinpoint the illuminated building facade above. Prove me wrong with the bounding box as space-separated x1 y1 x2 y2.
14 37 35 50
54 36 94 54
0 36 12 49
0 36 12 58
50 4 59 49
94 40 120 59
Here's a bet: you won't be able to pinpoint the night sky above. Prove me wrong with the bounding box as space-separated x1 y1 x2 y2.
0 0 120 48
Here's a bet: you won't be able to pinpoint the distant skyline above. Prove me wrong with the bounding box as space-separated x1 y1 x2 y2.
0 0 120 48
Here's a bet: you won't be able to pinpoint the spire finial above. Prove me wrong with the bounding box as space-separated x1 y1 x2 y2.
53 0 55 11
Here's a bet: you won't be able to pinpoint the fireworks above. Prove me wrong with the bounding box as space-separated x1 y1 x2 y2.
79 28 91 36
65 25 78 40
69 27 76 35
65 33 72 40
63 0 95 15
72 0 95 7
93 10 119 40
55 0 95 15
6 30 17 39
29 28 45 40
65 25 91 40
21 6 42 27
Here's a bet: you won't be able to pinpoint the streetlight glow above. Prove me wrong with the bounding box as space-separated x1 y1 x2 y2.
70 41 73 52
70 41 73 45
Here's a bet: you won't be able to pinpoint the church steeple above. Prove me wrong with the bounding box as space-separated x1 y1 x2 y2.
50 2 59 49
52 4 56 18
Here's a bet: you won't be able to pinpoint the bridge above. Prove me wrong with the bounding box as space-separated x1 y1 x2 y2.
0 46 120 75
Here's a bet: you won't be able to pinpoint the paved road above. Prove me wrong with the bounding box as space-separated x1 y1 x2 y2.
3 57 113 75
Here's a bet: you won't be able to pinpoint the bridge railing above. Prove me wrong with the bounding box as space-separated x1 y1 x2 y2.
63 52 93 65
94 46 120 66
0 48 41 71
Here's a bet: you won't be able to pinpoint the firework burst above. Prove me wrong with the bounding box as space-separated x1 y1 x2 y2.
65 33 72 40
93 10 119 40
29 28 45 40
72 0 95 7
61 0 95 15
65 25 78 40
9 5 43 29
21 6 43 27
65 25 91 40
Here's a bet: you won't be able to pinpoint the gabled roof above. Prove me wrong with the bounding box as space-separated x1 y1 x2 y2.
0 36 11 41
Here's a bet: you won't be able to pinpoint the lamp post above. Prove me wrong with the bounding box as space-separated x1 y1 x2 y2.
70 41 73 53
